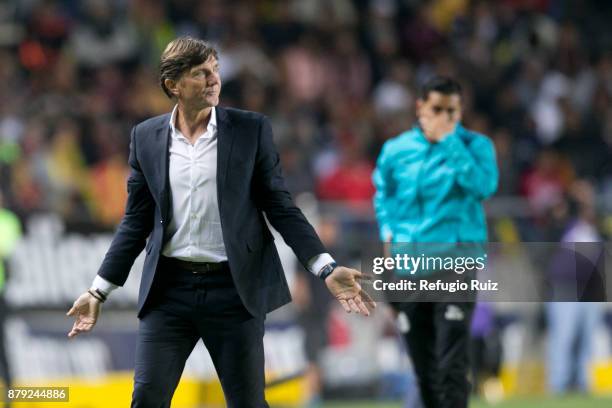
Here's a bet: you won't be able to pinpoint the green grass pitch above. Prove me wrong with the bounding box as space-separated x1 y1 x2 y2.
320 395 612 408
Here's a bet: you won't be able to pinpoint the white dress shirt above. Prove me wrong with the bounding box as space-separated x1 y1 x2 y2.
162 106 227 262
92 106 334 296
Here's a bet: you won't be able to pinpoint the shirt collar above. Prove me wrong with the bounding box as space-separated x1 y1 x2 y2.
169 105 217 140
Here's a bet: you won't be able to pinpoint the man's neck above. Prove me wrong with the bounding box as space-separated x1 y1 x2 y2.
176 104 212 142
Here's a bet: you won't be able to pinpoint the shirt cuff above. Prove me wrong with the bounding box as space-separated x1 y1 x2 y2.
91 275 119 297
307 253 336 276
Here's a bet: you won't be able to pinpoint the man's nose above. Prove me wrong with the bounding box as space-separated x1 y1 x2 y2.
207 75 219 86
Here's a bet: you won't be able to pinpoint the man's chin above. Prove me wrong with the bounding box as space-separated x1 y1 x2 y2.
193 97 218 109
205 96 219 107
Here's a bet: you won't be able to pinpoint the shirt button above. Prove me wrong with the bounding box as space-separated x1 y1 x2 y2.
160 219 163 224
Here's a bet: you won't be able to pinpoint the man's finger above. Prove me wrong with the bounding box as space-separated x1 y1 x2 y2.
355 298 370 316
357 272 375 282
68 327 84 338
66 306 76 316
360 289 377 309
68 324 81 338
347 299 360 314
338 299 351 313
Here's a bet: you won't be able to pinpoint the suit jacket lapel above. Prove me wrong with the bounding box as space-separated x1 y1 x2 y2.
216 106 234 207
155 121 171 224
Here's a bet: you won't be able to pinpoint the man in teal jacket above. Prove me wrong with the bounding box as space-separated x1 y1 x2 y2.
373 76 498 408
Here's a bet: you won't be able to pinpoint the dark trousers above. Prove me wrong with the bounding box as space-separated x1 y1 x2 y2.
398 302 475 408
131 258 268 408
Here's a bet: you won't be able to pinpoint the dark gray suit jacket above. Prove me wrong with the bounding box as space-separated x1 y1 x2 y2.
97 107 326 318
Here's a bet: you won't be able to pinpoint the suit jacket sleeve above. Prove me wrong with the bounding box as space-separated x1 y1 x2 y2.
252 116 327 268
97 125 155 286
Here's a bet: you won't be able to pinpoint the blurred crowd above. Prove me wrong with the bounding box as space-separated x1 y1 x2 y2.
0 0 610 236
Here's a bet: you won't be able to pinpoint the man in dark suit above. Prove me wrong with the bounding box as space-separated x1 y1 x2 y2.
66 37 374 408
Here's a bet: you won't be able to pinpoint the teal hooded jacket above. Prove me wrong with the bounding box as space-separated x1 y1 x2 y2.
372 124 498 244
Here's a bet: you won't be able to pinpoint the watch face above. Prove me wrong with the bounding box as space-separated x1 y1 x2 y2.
319 262 337 279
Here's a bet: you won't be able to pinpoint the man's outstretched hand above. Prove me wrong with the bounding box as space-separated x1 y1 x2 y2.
66 292 102 338
325 266 376 316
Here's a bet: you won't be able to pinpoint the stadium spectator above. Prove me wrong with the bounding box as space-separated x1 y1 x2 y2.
546 180 604 394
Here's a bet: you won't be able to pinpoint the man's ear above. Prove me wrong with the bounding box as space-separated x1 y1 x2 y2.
164 78 180 98
455 103 463 122
415 98 423 117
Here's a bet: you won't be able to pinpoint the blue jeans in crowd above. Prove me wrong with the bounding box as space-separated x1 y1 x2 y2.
546 302 602 394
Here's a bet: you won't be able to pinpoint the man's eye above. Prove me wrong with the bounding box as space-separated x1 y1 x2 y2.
433 107 443 114
447 109 455 114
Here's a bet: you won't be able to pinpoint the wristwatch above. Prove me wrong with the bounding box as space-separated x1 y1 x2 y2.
318 261 338 281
